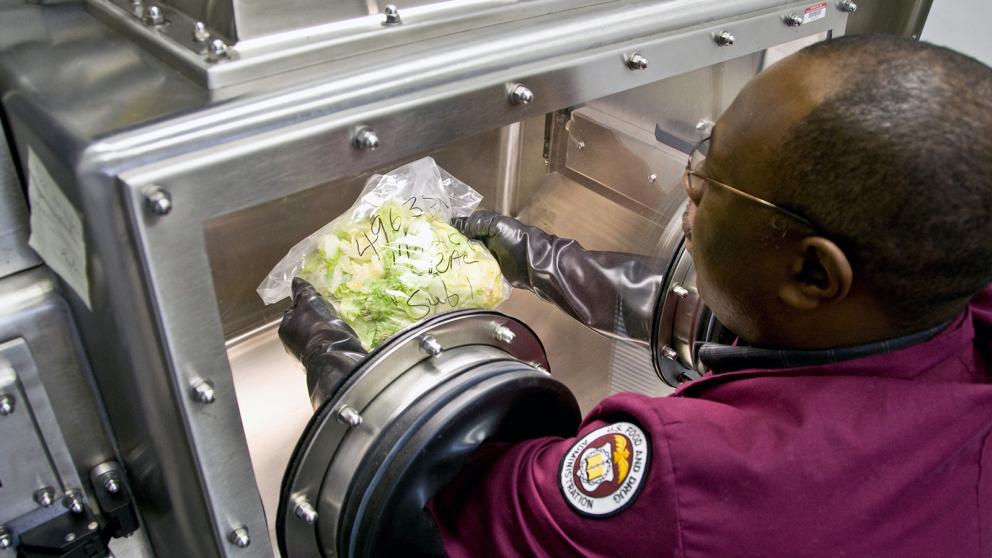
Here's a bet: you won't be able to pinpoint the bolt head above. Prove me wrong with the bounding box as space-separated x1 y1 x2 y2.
493 325 516 344
142 5 165 25
228 527 250 548
293 497 319 525
353 127 379 151
419 335 443 357
383 4 402 25
0 394 14 416
715 31 736 46
102 474 121 494
34 487 55 507
509 84 534 105
207 38 229 62
0 528 11 550
193 21 210 43
648 173 658 184
661 346 679 361
671 284 690 300
626 53 648 70
785 13 803 26
337 405 363 427
144 187 172 216
63 492 85 514
191 380 216 404
576 141 586 150
839 0 858 13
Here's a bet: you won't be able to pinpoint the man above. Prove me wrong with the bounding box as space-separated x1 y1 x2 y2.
283 35 992 556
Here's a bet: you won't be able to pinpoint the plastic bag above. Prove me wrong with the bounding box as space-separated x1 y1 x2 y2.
257 157 511 349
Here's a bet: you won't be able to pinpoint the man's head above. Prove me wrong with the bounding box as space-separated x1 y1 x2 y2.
685 35 992 348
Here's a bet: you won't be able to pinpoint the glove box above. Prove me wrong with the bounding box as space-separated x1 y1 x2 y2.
0 1 848 555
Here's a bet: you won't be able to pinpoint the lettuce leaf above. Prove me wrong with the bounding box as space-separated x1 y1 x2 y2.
299 201 507 349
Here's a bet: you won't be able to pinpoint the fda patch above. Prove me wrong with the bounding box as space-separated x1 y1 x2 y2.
559 422 650 517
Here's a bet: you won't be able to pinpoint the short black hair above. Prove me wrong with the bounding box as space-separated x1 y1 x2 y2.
769 34 992 327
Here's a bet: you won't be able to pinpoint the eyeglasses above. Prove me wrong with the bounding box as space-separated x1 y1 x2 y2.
683 136 817 230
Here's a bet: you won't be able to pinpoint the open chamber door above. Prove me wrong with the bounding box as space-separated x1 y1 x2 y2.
277 309 581 557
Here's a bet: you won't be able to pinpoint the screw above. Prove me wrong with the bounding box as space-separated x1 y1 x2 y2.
192 21 210 43
648 173 658 184
292 496 318 524
353 127 379 151
207 38 229 62
671 284 690 300
63 491 85 514
336 405 362 427
101 472 121 494
508 84 534 105
0 394 13 416
784 13 803 26
838 0 857 13
35 487 56 507
661 346 679 361
714 31 736 47
419 335 443 357
383 4 402 25
143 186 172 215
625 52 648 71
493 325 516 344
0 527 11 550
142 5 165 26
228 527 250 548
191 379 216 404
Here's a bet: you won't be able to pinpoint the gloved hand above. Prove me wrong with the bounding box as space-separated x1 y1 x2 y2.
453 210 665 343
279 278 368 409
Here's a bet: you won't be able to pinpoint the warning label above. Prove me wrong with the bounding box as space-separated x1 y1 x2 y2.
804 2 828 24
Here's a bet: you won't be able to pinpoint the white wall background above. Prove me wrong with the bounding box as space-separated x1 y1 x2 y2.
921 0 992 66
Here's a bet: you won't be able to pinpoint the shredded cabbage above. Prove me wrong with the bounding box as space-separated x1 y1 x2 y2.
298 201 507 349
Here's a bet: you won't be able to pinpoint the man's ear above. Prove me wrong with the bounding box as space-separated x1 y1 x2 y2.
778 236 852 311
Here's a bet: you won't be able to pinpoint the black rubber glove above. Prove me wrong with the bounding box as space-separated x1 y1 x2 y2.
279 278 368 409
453 210 665 343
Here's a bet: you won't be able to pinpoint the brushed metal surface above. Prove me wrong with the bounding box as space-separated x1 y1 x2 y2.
0 117 40 279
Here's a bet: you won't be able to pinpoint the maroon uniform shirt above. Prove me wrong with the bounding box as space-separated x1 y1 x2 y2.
430 286 992 557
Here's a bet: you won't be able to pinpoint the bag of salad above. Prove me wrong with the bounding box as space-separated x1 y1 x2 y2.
257 157 510 349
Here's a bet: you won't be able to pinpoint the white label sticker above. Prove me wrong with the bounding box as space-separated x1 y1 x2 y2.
804 2 828 24
27 149 91 308
559 422 650 517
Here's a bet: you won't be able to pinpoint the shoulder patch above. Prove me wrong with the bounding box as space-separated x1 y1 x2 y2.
559 421 650 518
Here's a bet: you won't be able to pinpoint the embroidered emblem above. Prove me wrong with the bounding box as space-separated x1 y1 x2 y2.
559 422 650 517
